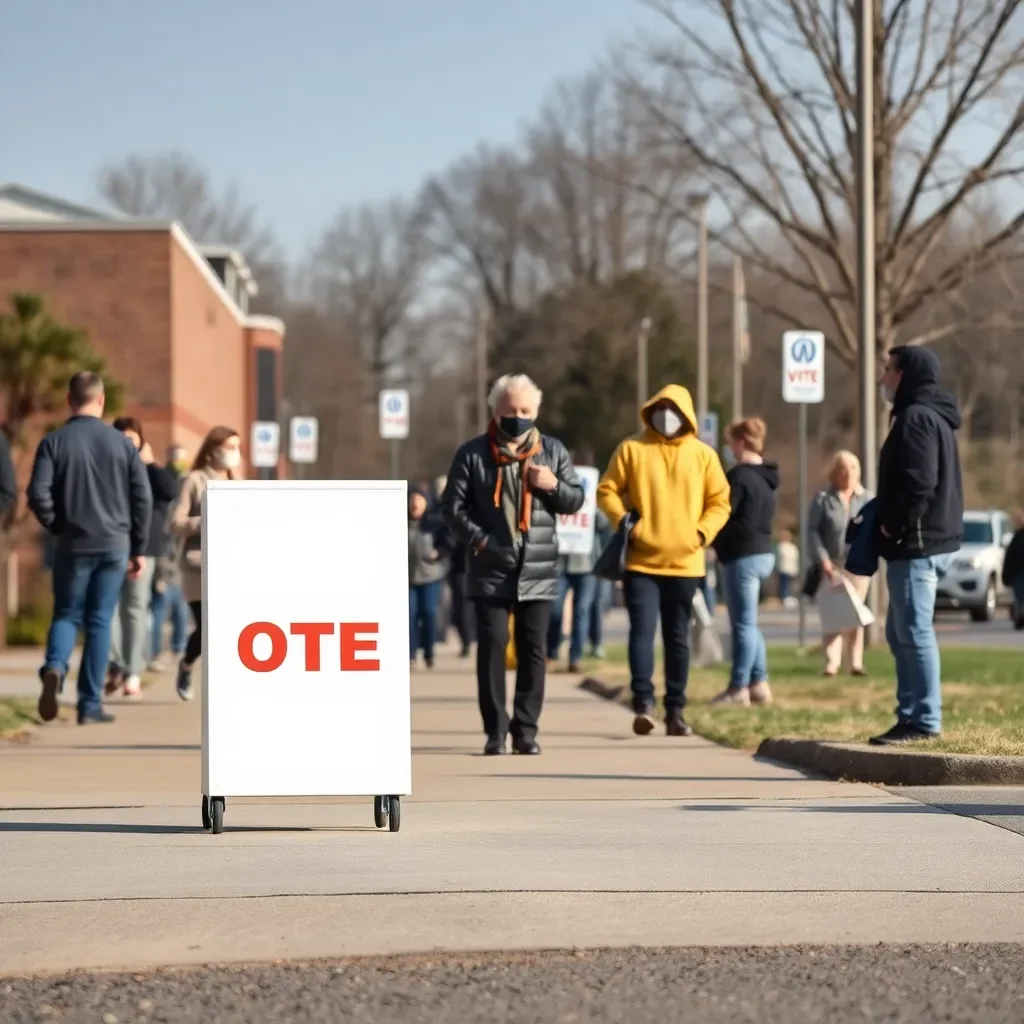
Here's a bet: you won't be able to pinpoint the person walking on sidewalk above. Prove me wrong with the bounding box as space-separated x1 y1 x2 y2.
871 346 963 746
597 385 731 738
27 372 153 725
105 418 180 699
808 450 874 677
442 373 584 756
171 426 242 701
710 417 779 706
149 446 189 669
408 485 448 669
0 428 16 519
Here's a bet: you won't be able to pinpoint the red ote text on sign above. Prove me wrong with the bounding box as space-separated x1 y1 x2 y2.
237 622 380 672
787 369 819 384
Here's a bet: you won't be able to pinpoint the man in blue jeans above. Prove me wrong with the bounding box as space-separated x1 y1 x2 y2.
872 346 963 745
27 372 153 725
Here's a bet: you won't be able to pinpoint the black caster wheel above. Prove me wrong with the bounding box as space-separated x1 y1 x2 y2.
388 796 401 833
210 796 225 835
201 796 210 831
373 795 388 829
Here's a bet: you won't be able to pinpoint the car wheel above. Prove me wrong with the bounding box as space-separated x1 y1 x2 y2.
970 577 997 622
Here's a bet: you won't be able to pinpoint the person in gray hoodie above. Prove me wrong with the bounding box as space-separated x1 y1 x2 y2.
409 486 449 668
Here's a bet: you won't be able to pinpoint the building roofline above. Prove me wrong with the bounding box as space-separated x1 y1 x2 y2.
0 182 119 221
0 218 285 338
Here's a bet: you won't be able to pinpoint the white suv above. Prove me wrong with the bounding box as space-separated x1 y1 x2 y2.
936 510 1013 621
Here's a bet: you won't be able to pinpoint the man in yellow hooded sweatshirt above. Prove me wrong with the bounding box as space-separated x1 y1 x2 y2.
597 384 731 737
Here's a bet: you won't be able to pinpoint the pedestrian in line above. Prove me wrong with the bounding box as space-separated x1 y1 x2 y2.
442 373 584 756
27 372 152 725
872 346 963 745
0 428 16 519
408 485 448 669
446 535 475 658
700 549 719 617
1001 510 1024 630
710 417 779 706
598 385 731 737
149 446 189 669
808 450 874 677
587 513 616 659
774 530 799 608
105 418 179 698
171 426 242 701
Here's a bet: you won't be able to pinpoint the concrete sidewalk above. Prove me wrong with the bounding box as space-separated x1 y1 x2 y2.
1 650 1023 975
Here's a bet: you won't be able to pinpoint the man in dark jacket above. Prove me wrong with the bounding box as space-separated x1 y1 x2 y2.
27 372 152 725
442 373 584 756
872 346 963 745
1001 510 1024 630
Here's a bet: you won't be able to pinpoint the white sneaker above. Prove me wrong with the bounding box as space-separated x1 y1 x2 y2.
123 675 143 700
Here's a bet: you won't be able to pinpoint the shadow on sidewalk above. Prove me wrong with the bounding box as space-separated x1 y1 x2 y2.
0 822 377 834
485 773 786 783
64 744 200 752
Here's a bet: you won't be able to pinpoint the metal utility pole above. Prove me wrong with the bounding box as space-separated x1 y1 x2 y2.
732 255 746 420
476 304 489 433
637 316 651 425
856 0 879 641
695 195 710 423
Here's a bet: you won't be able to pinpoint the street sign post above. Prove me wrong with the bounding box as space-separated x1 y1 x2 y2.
698 411 719 450
378 389 410 479
782 331 826 651
250 422 281 470
288 417 319 467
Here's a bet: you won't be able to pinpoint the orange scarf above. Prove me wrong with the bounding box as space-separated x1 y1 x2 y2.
488 423 542 533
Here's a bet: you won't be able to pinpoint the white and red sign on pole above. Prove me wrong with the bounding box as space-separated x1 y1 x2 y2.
555 466 601 556
782 331 825 404
202 480 411 801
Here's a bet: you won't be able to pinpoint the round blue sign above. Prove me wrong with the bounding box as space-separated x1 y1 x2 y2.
790 336 817 364
256 428 272 443
296 423 312 438
386 395 403 414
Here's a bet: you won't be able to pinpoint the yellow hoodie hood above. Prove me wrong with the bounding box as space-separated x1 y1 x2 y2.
640 384 698 441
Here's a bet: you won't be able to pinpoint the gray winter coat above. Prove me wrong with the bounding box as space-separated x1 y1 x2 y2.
408 518 447 586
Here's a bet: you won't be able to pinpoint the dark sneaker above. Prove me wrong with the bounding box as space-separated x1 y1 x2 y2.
176 662 194 702
483 734 507 756
511 736 541 755
666 711 693 737
104 664 124 696
568 662 582 674
38 666 63 723
869 723 939 746
78 709 116 725
632 704 657 736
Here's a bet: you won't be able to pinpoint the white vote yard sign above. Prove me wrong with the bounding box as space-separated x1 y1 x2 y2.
782 331 825 403
202 480 411 801
379 389 410 440
556 466 601 556
250 421 281 468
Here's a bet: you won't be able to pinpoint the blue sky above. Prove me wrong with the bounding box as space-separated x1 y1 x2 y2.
2 0 653 256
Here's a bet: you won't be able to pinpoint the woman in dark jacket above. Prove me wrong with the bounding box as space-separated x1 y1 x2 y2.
408 486 449 668
442 373 584 756
711 417 779 706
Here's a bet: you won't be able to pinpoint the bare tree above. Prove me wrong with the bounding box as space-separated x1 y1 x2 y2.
305 199 426 394
627 0 1024 366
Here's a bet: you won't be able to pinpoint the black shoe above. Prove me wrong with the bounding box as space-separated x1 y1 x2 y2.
666 711 693 737
78 709 116 725
511 736 541 755
459 646 471 659
484 734 507 756
632 704 657 736
869 723 939 746
176 661 194 702
38 666 63 723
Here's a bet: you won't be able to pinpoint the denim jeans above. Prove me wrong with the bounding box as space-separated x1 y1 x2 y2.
624 571 699 711
44 549 129 716
700 576 717 617
885 554 951 734
589 579 613 649
109 557 155 677
150 580 189 658
721 553 776 689
409 581 442 661
777 574 793 602
547 572 598 664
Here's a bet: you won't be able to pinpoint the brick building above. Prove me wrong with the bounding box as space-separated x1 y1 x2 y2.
0 183 287 605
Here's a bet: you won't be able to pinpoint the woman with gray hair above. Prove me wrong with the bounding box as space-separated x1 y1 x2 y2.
442 373 584 755
808 449 874 677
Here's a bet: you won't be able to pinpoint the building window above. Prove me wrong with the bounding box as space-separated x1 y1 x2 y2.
255 348 277 422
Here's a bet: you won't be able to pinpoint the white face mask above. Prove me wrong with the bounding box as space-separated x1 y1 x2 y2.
216 448 241 470
880 382 896 404
651 407 684 437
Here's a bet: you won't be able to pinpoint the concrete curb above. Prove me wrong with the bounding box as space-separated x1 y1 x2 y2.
758 737 1024 786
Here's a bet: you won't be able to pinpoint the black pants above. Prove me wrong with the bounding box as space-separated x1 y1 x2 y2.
450 572 475 649
474 597 549 741
623 572 698 712
185 600 203 665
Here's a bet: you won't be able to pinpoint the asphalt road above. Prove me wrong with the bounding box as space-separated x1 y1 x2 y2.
4 945 1024 1023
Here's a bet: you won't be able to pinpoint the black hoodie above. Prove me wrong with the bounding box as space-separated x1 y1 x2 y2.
713 461 780 564
876 345 963 562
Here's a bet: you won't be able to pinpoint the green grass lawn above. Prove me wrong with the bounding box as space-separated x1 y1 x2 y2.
0 698 38 739
580 644 1024 756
